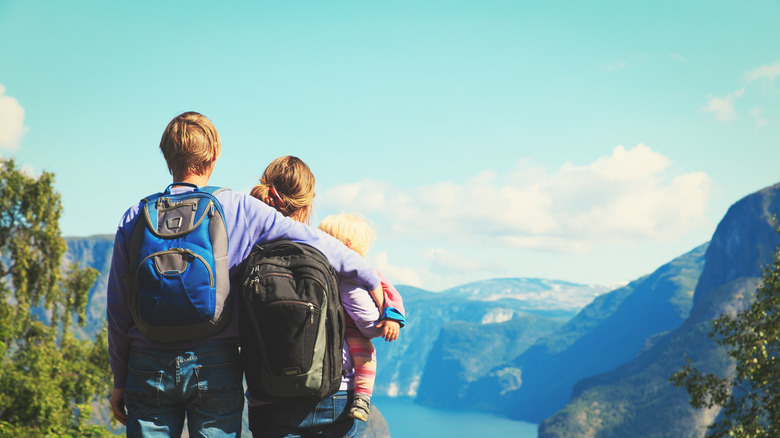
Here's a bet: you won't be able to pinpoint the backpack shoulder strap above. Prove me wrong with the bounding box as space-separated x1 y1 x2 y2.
200 186 228 196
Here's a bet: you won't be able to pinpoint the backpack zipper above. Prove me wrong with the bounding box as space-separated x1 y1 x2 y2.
260 300 319 324
300 273 326 290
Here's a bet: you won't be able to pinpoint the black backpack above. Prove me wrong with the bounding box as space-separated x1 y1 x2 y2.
239 240 345 402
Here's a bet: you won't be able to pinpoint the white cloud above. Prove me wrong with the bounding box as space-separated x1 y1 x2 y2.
702 88 744 123
749 107 769 129
20 164 37 177
370 251 423 288
424 248 500 274
319 144 711 254
601 61 627 71
702 62 780 126
743 61 780 83
669 53 687 62
0 85 27 151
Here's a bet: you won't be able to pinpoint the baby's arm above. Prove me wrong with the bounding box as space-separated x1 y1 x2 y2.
374 271 405 342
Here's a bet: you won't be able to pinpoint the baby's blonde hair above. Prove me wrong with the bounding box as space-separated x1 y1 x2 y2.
250 156 315 224
159 112 221 178
318 213 376 257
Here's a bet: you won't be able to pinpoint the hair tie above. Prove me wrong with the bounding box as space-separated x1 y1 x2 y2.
268 185 286 209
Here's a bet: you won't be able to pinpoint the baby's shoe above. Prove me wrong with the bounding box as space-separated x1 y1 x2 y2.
349 394 371 421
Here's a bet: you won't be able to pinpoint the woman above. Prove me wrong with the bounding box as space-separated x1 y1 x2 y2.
246 156 383 438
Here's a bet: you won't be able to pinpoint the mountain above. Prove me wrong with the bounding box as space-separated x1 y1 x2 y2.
415 313 565 406
445 278 615 318
62 234 114 339
372 279 614 397
415 242 706 422
539 182 780 437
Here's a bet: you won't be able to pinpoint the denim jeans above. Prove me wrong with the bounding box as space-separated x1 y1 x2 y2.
124 343 243 438
248 390 356 438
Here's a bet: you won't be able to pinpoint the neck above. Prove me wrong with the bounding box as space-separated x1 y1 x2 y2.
174 173 210 187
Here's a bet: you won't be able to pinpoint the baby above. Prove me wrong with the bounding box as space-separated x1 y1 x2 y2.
318 213 406 421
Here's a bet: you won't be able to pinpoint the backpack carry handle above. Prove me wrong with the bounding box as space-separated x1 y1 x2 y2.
164 182 200 195
255 240 309 257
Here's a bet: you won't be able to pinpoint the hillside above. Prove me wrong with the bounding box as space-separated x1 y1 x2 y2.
539 182 780 437
416 313 565 405
373 280 613 397
416 242 706 422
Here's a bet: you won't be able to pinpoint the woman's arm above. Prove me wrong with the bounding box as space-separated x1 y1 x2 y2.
234 192 382 291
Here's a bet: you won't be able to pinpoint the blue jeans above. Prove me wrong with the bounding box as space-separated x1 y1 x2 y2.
124 344 243 438
248 391 356 438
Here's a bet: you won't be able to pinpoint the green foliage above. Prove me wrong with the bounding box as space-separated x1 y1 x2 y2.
671 231 780 437
0 159 115 436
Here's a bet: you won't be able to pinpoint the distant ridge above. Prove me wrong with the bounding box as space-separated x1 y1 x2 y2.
374 278 612 397
414 242 706 422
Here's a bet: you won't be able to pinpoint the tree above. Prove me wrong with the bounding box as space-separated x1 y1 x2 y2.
671 229 780 438
0 159 114 437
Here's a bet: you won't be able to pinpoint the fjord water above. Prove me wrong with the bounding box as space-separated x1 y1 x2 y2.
373 396 538 438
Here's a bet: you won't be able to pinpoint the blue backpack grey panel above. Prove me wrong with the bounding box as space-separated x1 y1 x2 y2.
125 183 230 343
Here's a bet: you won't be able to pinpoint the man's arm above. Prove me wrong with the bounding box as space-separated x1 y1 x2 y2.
105 209 137 422
110 388 127 425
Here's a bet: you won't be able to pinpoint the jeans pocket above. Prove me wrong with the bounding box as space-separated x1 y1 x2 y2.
331 393 350 422
125 367 164 417
194 360 243 415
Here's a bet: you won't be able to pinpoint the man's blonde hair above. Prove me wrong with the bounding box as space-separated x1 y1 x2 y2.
318 213 376 257
250 156 316 224
159 112 221 178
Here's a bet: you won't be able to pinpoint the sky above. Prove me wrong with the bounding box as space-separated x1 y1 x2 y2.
1 0 779 292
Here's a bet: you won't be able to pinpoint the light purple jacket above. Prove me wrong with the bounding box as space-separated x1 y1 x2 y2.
339 277 382 390
107 187 381 389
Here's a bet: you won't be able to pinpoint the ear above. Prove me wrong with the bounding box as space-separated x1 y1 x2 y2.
345 238 352 249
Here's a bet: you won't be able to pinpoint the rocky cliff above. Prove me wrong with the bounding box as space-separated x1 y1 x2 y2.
539 183 780 437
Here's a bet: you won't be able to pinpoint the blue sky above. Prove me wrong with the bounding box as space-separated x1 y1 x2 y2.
1 0 778 291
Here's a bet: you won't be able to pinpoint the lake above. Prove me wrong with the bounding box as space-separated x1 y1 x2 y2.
372 396 538 438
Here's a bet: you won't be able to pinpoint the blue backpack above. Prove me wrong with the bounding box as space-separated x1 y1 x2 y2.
125 183 231 343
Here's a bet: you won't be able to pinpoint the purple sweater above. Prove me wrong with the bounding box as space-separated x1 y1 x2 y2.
338 277 382 390
107 187 381 389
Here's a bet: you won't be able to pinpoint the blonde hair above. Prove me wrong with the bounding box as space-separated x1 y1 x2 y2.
318 213 376 257
250 156 315 224
159 112 221 178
